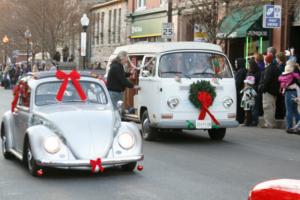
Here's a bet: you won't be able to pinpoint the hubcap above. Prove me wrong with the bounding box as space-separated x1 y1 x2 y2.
27 147 33 172
142 117 150 138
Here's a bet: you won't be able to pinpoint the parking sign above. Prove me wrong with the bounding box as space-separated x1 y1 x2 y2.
263 5 282 28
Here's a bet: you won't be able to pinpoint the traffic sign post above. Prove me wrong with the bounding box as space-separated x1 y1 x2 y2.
263 5 282 28
162 22 174 40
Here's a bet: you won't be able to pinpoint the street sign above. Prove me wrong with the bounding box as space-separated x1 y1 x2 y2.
263 5 282 28
162 22 174 39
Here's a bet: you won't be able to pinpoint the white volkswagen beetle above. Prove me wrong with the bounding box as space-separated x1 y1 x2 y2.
1 71 143 176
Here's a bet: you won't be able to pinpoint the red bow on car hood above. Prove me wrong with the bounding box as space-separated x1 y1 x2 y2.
55 70 87 102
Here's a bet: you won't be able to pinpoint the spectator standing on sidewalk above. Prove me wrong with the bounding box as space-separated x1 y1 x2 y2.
278 61 300 133
275 52 287 119
289 48 298 62
248 59 261 126
254 53 265 72
259 53 280 128
267 47 277 65
235 58 247 124
107 51 139 110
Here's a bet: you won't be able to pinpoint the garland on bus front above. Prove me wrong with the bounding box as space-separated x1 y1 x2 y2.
189 80 220 126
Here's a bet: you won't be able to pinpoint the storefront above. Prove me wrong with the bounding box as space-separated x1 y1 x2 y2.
290 5 300 59
218 6 270 64
128 11 167 43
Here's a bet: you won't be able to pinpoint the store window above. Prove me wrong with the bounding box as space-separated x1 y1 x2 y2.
136 0 146 10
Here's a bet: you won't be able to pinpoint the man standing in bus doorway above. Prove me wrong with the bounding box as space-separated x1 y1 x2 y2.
107 51 139 110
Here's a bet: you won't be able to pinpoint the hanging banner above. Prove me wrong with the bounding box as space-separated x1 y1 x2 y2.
80 32 87 57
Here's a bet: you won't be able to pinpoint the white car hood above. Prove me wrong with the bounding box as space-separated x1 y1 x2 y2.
35 105 115 159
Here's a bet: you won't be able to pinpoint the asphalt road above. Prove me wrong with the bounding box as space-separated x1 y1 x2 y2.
0 87 300 200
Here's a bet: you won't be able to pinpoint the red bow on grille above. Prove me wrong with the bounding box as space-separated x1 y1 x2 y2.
55 70 87 102
90 158 104 173
197 91 220 125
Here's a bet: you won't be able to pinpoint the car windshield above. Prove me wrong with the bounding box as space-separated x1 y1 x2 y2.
35 81 108 106
158 52 233 78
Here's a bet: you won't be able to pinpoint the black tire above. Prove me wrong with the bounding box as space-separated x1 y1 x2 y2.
121 162 137 171
141 111 157 141
1 135 13 159
208 128 226 141
25 141 41 176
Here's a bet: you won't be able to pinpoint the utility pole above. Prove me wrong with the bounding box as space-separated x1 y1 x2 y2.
167 0 173 42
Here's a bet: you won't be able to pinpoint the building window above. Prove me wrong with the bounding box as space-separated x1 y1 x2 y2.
92 13 96 46
108 10 112 44
101 12 104 44
113 9 117 44
136 0 146 10
97 13 100 45
118 8 121 43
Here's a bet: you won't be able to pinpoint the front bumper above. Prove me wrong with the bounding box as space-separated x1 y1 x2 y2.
36 155 144 169
151 120 239 129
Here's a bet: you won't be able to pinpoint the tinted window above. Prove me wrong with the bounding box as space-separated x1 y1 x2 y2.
36 81 108 106
159 52 233 78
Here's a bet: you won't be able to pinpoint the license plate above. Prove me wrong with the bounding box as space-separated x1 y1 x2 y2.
196 120 212 129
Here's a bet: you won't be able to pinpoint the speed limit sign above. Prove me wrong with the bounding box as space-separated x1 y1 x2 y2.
162 22 174 39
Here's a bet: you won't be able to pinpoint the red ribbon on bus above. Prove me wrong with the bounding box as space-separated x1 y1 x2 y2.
197 91 220 125
55 70 87 102
90 158 104 173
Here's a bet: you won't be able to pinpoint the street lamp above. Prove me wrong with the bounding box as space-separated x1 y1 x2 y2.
80 13 89 70
24 29 32 70
2 35 9 70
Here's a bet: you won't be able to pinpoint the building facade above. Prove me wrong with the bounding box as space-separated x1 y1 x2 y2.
89 0 128 64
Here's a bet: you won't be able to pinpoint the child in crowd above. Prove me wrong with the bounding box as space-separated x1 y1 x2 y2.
240 76 257 126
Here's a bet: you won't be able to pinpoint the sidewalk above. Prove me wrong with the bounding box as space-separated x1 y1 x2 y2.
258 117 285 129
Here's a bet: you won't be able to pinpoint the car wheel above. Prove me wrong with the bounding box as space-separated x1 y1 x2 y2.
26 142 41 176
208 128 226 141
121 162 137 171
141 111 157 141
1 136 13 159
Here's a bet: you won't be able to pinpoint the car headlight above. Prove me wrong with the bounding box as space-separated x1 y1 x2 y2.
44 136 61 154
118 133 135 150
167 97 179 109
223 97 234 109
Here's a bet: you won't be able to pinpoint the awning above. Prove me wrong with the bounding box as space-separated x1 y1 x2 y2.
130 17 166 39
218 6 263 38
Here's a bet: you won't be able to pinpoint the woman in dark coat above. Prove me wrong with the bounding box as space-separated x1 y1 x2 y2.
248 59 261 126
235 58 247 124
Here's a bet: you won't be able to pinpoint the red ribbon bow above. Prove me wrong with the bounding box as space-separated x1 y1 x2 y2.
90 158 104 173
197 91 220 125
11 85 20 112
56 70 87 102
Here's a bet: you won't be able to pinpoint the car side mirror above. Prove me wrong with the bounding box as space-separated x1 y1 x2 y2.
142 70 150 77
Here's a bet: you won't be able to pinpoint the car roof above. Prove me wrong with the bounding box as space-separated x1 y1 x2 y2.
27 71 98 80
113 42 223 55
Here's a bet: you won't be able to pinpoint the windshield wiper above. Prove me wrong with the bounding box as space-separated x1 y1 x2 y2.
191 72 222 79
62 100 86 103
161 71 191 79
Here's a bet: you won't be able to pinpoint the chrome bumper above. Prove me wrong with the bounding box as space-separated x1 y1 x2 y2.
151 120 239 129
36 155 144 168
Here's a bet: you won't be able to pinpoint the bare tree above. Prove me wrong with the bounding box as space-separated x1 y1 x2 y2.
0 0 84 58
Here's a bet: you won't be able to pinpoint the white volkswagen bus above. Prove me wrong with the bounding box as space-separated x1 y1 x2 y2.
107 42 238 141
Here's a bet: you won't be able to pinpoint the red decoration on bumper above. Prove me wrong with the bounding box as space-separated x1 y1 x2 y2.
197 91 220 125
55 70 87 102
137 165 143 171
37 169 43 177
90 158 104 173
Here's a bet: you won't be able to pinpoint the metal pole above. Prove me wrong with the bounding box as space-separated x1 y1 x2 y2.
27 39 29 69
167 0 172 42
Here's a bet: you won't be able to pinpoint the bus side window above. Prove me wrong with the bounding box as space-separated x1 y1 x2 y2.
143 57 156 77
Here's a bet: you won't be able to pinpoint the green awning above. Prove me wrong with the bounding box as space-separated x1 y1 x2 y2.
130 17 166 38
219 6 263 38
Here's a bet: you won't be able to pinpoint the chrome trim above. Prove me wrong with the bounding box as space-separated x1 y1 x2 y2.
9 149 23 160
151 120 239 129
36 155 144 167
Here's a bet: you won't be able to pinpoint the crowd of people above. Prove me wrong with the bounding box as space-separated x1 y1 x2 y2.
235 47 300 134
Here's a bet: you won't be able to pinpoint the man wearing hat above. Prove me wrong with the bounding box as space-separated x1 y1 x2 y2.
259 53 280 128
279 61 300 133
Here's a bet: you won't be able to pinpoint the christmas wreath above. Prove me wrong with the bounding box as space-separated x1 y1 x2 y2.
189 80 220 125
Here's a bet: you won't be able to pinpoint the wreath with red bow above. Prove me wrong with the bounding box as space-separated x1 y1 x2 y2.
11 81 30 112
189 80 220 126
